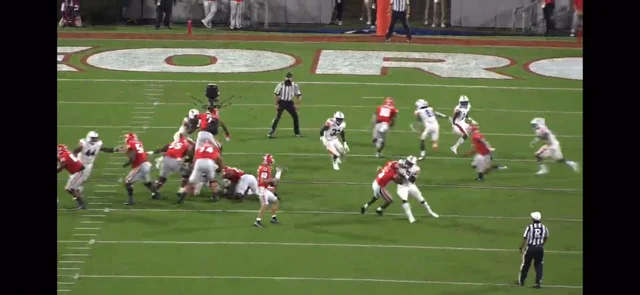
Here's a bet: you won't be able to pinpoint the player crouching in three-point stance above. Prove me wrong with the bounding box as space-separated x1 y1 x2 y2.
58 144 89 210
147 135 195 199
255 154 282 227
530 118 579 175
361 159 402 215
122 133 161 205
371 97 398 157
450 95 479 155
179 141 224 204
222 166 259 202
396 156 439 223
320 111 350 170
410 99 448 160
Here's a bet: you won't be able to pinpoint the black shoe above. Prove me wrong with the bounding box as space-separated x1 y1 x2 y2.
254 221 264 227
533 283 541 289
376 209 384 216
165 25 172 29
475 177 484 181
270 218 279 224
516 281 524 286
155 26 160 30
151 192 161 200
360 207 366 215
176 192 186 204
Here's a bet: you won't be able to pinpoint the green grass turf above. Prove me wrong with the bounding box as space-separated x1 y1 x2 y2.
57 35 583 294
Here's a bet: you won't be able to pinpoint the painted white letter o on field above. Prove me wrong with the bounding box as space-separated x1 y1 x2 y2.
526 57 582 81
85 48 297 73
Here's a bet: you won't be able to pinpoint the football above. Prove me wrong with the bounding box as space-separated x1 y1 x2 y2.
393 175 403 184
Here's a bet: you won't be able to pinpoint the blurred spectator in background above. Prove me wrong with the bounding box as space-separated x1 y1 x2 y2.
424 0 450 28
59 0 82 28
230 0 244 29
570 0 582 37
202 0 218 29
541 0 555 36
370 1 377 30
360 0 372 26
155 0 176 30
333 0 344 26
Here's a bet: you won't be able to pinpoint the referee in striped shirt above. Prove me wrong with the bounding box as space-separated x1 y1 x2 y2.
268 72 302 138
518 212 549 289
385 0 412 42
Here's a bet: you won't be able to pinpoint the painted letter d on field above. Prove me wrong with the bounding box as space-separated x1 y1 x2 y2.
313 50 514 79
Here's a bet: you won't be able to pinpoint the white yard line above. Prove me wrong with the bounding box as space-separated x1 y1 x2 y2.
73 274 583 289
57 101 583 114
56 78 582 91
56 125 583 138
59 177 580 192
56 240 581 254
57 208 583 222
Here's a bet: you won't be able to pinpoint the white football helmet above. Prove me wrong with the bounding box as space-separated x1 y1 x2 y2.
188 109 200 119
334 111 345 123
406 155 418 167
458 95 469 107
530 117 546 129
415 99 428 108
86 131 99 144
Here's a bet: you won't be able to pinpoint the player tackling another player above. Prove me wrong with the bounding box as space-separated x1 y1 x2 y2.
320 111 350 170
530 118 579 175
361 156 438 223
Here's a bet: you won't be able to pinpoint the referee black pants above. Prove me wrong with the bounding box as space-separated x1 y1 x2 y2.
519 246 544 285
385 10 412 41
270 101 300 136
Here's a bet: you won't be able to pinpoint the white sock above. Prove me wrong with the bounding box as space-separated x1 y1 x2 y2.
539 164 548 170
363 203 369 208
454 137 465 147
376 138 383 149
178 187 185 193
565 160 576 167
401 202 416 223
420 151 426 157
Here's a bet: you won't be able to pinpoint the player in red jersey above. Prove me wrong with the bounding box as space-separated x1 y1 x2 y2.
57 144 88 209
465 125 506 181
193 106 231 149
371 97 399 157
147 135 195 193
121 132 160 205
179 142 225 203
254 154 282 228
221 166 259 201
361 160 403 215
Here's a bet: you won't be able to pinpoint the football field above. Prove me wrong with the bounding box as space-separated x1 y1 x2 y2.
57 27 583 294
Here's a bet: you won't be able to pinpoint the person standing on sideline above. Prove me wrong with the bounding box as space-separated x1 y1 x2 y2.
201 0 218 29
155 0 176 30
518 212 549 289
268 72 302 138
229 0 244 30
385 0 412 42
570 0 583 37
333 0 344 26
424 0 450 28
541 0 555 36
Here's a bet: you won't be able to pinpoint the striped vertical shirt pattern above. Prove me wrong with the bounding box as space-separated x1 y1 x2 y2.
391 0 409 12
523 223 549 247
274 82 301 101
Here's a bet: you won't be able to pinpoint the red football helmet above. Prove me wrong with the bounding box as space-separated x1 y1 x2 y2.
124 132 137 143
383 97 394 107
263 154 274 165
57 144 68 155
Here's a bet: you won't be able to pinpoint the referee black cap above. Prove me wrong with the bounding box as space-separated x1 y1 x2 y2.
285 72 293 79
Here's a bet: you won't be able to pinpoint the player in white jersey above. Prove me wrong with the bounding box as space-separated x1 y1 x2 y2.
530 118 579 175
319 111 350 170
396 156 439 223
410 99 449 160
450 95 479 155
72 131 119 180
173 109 200 142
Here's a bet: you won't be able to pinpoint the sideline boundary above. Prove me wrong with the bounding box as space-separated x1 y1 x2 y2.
57 32 583 49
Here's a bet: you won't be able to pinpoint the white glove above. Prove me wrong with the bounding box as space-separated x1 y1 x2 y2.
147 151 154 155
320 137 327 145
489 148 495 152
344 142 350 153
